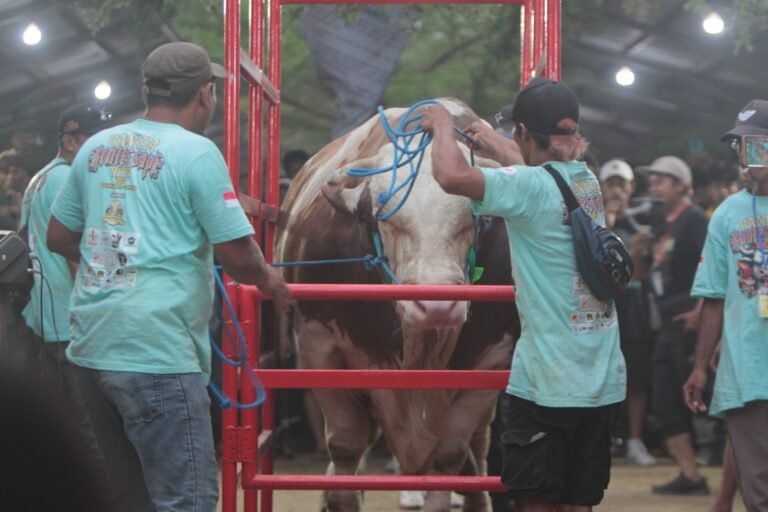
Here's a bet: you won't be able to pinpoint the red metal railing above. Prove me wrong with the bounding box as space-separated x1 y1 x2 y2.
221 1 560 510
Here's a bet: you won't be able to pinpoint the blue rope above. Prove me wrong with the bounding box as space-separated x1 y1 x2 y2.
347 99 438 221
208 269 266 409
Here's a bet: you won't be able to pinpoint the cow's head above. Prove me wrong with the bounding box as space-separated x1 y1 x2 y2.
322 115 499 335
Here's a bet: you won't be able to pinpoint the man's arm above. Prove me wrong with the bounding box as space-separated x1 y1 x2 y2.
214 236 292 313
421 105 485 200
682 298 725 413
47 216 81 263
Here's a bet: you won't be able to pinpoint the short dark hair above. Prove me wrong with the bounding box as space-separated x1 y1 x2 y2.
144 79 202 109
282 149 309 179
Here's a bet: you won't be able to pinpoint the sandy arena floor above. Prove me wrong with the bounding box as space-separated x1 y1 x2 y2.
219 453 745 511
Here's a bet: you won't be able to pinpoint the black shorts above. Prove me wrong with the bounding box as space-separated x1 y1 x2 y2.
499 393 613 507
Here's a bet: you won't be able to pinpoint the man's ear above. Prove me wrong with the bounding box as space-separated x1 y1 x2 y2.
60 134 77 154
321 156 376 222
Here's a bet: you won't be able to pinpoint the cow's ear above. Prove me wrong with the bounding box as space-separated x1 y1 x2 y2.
321 157 375 221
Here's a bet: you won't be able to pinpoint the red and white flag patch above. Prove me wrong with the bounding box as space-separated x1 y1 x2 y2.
223 191 239 208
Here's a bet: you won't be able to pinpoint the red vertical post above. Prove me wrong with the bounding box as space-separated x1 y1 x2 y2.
243 1 266 510
521 0 533 86
222 2 241 512
262 0 283 510
533 0 544 79
547 0 561 80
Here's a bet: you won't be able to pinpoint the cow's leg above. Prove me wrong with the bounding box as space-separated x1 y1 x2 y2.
296 317 373 512
421 390 497 512
317 388 373 512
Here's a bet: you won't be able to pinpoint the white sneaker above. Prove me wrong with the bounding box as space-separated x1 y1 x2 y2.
399 490 425 510
450 491 464 508
385 456 401 474
626 438 657 466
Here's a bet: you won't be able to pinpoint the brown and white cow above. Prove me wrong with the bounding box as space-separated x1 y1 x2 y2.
276 99 519 512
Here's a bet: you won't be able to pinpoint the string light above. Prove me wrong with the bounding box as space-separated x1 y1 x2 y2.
702 12 724 35
94 80 112 100
22 23 42 45
615 66 635 87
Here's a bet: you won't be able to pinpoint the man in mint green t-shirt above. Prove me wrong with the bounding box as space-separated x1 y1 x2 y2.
684 99 768 512
19 104 111 372
423 78 625 511
48 42 292 512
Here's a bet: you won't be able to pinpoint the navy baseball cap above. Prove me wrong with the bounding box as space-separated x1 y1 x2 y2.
495 77 580 135
721 99 768 141
58 104 112 137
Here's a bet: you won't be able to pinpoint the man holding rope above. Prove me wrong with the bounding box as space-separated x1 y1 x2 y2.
422 77 625 512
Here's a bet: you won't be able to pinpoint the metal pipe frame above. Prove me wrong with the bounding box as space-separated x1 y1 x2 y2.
242 283 516 302
221 1 560 509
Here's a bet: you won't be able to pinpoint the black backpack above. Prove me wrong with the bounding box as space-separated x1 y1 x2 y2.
543 164 634 302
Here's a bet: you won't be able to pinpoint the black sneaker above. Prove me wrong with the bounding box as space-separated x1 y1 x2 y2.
652 472 710 495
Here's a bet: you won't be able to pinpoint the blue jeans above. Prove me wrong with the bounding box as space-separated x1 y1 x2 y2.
74 367 219 512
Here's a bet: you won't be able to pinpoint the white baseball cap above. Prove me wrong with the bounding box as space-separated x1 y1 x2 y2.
599 159 634 182
637 156 692 187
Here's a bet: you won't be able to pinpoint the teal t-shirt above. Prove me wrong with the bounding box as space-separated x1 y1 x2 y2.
20 157 73 341
691 189 768 417
473 161 626 407
51 119 254 378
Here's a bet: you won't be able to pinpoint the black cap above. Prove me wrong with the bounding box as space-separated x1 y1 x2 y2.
495 77 580 135
721 99 768 141
58 104 113 137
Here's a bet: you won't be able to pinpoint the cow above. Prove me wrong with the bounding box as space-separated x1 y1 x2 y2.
275 99 520 512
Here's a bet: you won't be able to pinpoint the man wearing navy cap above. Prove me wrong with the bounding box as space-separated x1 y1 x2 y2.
422 77 626 511
19 103 112 375
684 99 768 512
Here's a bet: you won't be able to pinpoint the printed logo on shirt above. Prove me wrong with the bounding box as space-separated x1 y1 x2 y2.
88 133 165 182
728 214 768 298
223 191 239 208
103 200 125 226
570 276 617 333
562 178 604 224
498 167 519 177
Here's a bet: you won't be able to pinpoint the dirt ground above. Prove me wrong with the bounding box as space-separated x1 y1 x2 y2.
221 453 745 512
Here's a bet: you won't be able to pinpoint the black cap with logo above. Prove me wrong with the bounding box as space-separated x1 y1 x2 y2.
494 77 580 135
142 42 227 98
721 99 768 141
58 104 113 137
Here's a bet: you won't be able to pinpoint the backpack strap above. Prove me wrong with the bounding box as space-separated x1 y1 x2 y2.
542 163 580 213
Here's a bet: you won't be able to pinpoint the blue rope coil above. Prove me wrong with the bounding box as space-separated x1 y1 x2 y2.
347 99 438 221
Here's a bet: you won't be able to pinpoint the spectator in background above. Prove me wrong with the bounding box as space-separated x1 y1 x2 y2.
636 156 710 495
17 105 112 475
282 149 309 180
599 159 657 467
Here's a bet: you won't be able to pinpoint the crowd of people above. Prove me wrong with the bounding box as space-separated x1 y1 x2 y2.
0 37 765 512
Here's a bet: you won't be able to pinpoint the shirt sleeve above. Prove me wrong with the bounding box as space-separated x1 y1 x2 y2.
186 146 255 244
471 166 544 221
51 158 85 233
691 208 728 299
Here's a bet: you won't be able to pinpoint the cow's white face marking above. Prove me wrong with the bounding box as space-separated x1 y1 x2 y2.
365 128 475 329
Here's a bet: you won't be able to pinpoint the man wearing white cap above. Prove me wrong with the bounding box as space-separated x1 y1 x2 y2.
599 160 657 467
637 156 710 495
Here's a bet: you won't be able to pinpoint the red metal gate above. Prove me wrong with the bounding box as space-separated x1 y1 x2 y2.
220 1 561 510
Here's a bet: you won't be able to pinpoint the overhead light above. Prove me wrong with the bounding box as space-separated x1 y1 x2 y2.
615 66 635 86
22 23 42 45
702 12 724 35
94 80 112 100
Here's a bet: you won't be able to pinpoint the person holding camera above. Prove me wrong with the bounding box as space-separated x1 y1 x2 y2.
684 99 768 512
634 156 709 495
422 77 626 512
599 159 657 467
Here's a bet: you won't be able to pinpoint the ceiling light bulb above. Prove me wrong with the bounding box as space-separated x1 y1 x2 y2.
615 66 635 86
22 23 42 45
703 12 724 35
94 80 112 100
